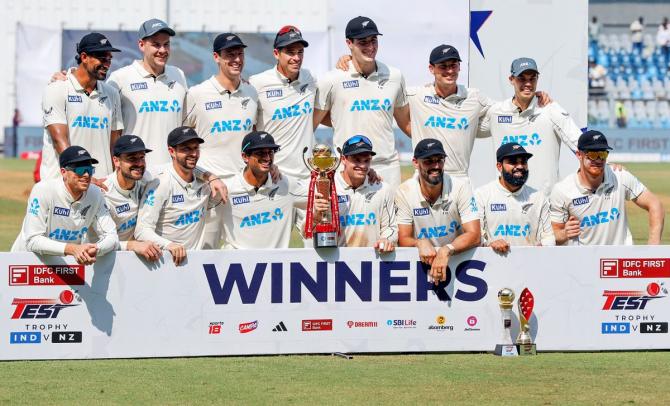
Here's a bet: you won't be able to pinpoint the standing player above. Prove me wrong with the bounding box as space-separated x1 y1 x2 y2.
249 26 316 180
396 139 480 284
480 57 582 194
475 142 554 254
12 146 119 265
184 33 258 248
135 127 211 265
333 135 396 250
41 33 123 181
106 19 187 167
313 16 410 188
550 131 664 245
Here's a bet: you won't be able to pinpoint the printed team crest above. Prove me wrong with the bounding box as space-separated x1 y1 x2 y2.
427 142 435 148
130 137 138 143
98 96 108 104
168 81 176 89
227 35 236 40
378 79 388 89
241 99 250 109
44 107 53 115
521 203 534 214
80 205 91 217
513 145 521 150
299 84 309 94
78 150 86 155
362 20 370 27
268 187 279 200
441 201 452 213
442 47 451 54
528 113 540 122
604 184 615 198
100 39 108 45
364 191 377 203
183 128 190 134
260 133 267 139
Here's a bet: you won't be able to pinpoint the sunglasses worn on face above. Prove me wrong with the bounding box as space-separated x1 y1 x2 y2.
66 165 95 176
585 151 609 161
345 135 372 147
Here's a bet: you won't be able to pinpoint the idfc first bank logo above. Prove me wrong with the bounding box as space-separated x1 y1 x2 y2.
11 290 78 319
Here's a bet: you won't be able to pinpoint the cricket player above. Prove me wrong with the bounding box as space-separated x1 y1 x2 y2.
135 127 211 265
41 32 123 182
475 142 555 254
313 16 410 188
12 146 119 265
396 139 480 284
550 130 664 245
479 57 582 194
333 135 396 250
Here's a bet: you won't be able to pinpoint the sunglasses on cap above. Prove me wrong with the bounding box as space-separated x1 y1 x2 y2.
277 25 301 36
584 150 609 161
345 135 372 147
65 165 95 176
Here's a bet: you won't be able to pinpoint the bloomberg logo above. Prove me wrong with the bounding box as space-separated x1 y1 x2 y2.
202 260 488 305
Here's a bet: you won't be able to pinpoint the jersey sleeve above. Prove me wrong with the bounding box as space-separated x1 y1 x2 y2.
315 74 334 111
395 74 409 108
42 82 67 127
394 188 413 225
21 184 67 255
619 169 647 200
183 90 197 127
290 178 310 209
134 178 173 248
537 195 556 246
456 179 479 224
549 184 570 223
547 102 581 154
106 70 122 92
476 107 492 139
91 199 120 255
476 89 495 119
110 90 124 132
473 187 489 244
379 187 398 243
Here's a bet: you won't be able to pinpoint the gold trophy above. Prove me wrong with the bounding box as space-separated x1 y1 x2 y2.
516 287 537 355
302 145 342 248
494 288 519 357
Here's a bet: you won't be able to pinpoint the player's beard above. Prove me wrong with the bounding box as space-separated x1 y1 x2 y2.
501 166 528 187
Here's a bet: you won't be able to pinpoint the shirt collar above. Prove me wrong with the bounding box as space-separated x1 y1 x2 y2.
133 60 166 79
67 69 104 97
414 172 451 205
495 178 526 197
509 95 538 115
347 60 382 79
274 66 302 85
573 166 613 194
336 170 370 192
168 165 200 190
237 169 274 193
209 75 243 95
431 83 467 101
110 172 135 198
57 178 87 204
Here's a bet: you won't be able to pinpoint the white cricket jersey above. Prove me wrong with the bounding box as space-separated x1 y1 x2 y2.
107 61 188 167
334 171 397 247
480 97 582 194
408 84 493 176
101 173 148 249
41 70 123 180
184 77 258 179
221 172 307 249
315 60 408 164
474 179 555 246
135 166 210 249
549 166 645 245
11 179 118 255
395 172 479 247
249 67 317 179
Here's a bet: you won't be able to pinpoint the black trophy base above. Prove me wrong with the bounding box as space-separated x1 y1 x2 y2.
314 232 337 248
516 343 537 356
494 344 518 357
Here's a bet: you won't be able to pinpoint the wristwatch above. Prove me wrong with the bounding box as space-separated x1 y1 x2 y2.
445 243 456 256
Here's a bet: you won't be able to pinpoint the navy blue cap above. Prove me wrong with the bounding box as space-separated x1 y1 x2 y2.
138 19 175 39
168 127 204 147
510 57 539 77
59 146 99 167
414 138 446 159
578 130 613 151
213 33 247 52
345 16 382 39
430 45 461 64
241 131 280 153
496 142 533 162
113 135 152 156
342 135 376 156
76 33 120 54
274 25 309 49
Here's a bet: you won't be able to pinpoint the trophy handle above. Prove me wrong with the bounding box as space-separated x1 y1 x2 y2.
333 147 343 172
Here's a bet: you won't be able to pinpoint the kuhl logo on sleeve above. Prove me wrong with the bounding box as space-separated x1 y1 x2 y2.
53 207 71 217
413 208 430 216
205 101 222 110
68 95 82 103
266 89 283 98
342 80 359 89
490 203 507 212
572 196 589 206
498 115 513 123
130 82 148 91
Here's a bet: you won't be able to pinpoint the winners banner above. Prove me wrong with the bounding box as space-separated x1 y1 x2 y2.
1 246 669 360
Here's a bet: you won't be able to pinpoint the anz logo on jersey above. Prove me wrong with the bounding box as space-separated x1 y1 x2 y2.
270 102 313 121
240 208 284 228
580 208 621 228
417 221 461 239
493 223 531 237
210 118 253 133
500 133 542 147
350 98 392 112
175 208 205 226
71 116 109 129
340 212 376 227
49 227 88 241
118 216 137 232
138 99 181 113
424 116 469 130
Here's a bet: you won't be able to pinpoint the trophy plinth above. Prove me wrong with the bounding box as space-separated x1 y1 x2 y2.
494 288 518 357
303 145 341 248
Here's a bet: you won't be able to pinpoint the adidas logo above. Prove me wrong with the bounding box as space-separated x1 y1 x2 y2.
272 321 287 332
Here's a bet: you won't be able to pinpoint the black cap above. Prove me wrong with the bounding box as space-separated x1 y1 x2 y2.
496 142 533 162
274 25 309 49
414 138 447 159
241 131 281 153
167 126 204 147
138 19 176 39
578 130 613 151
213 33 247 52
59 146 99 168
113 135 152 156
345 16 383 39
429 44 462 64
76 33 121 54
342 135 376 156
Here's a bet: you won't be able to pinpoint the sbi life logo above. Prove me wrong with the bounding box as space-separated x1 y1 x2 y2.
350 98 392 112
340 212 376 227
240 208 284 228
424 116 469 130
500 133 542 147
210 118 253 133
138 99 181 113
494 223 531 237
48 227 89 241
271 102 313 121
417 221 461 239
71 116 109 129
580 208 621 228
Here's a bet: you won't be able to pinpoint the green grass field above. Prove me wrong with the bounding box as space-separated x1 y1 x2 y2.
1 159 669 404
